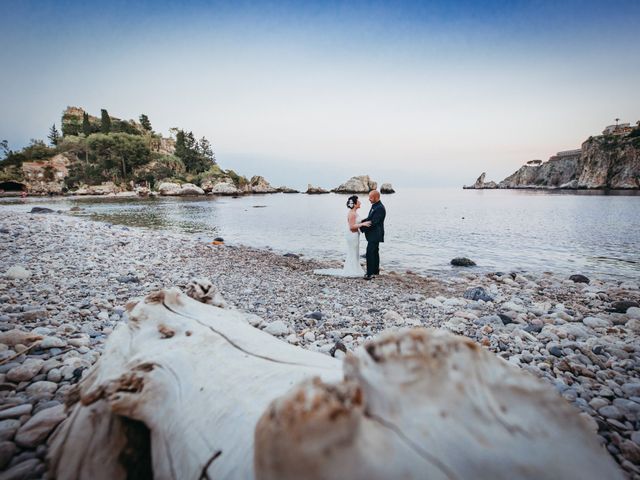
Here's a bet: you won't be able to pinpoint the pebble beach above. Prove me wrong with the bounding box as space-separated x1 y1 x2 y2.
0 210 639 478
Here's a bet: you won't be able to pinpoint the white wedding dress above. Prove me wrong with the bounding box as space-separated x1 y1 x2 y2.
314 215 365 278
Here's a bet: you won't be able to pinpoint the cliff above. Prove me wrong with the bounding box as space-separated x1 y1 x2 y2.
465 124 640 190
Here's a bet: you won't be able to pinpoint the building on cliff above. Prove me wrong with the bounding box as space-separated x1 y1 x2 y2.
603 123 633 136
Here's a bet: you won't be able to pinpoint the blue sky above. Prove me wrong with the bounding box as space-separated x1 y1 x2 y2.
1 0 639 188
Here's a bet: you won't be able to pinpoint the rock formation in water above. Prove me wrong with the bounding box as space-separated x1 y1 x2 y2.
305 184 329 194
463 172 498 189
380 183 396 194
464 122 640 190
332 175 377 193
249 176 278 193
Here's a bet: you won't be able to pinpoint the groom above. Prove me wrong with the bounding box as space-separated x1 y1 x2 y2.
360 190 386 280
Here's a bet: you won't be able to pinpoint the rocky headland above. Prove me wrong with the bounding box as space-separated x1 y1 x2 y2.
465 121 640 190
0 210 639 477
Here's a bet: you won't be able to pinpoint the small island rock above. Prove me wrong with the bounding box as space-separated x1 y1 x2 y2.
332 175 377 194
380 183 395 194
305 184 329 194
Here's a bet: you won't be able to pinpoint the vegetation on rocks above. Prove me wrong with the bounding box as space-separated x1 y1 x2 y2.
0 107 253 192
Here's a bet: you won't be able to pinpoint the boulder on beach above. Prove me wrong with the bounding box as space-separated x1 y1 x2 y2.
305 184 329 194
332 175 377 193
569 274 590 284
380 183 395 194
610 300 640 313
29 207 54 214
451 257 477 267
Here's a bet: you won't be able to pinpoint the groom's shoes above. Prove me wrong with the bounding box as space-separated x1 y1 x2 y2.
363 274 373 280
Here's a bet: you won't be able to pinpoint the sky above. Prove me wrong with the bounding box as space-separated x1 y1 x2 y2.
1 0 639 188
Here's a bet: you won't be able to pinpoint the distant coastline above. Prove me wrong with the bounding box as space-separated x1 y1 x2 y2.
464 120 640 191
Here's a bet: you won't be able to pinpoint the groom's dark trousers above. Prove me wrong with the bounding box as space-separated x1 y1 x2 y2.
366 241 380 276
360 201 386 276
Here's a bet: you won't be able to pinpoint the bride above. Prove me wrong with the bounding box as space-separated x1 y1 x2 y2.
314 195 371 278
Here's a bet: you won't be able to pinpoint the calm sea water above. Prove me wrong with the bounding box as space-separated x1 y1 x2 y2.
2 188 639 280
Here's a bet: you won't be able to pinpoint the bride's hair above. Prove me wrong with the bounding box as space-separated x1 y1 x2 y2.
346 195 358 209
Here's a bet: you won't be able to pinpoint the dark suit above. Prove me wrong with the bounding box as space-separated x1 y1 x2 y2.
360 201 386 276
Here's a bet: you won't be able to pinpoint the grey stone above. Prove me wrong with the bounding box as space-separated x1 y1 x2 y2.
15 404 66 448
0 419 21 441
264 321 289 336
582 317 610 329
450 257 476 267
25 381 58 396
463 287 493 302
6 359 44 383
598 405 623 420
39 336 67 349
0 440 17 469
0 404 32 420
622 383 640 397
1 458 44 480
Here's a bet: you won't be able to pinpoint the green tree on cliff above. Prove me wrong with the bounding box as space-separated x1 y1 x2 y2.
139 114 152 132
100 109 111 134
48 124 60 146
198 137 215 164
174 129 215 173
82 112 91 136
86 133 150 181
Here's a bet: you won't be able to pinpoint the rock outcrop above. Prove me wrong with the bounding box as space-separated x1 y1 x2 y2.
464 125 640 190
73 182 120 195
305 184 329 194
208 181 241 195
380 183 396 194
249 176 278 193
157 182 204 196
463 172 498 189
277 186 299 193
577 135 640 188
332 175 377 193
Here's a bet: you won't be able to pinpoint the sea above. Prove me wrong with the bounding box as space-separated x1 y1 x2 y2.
2 188 639 281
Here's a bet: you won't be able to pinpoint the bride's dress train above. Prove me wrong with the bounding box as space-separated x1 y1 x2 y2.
314 219 364 278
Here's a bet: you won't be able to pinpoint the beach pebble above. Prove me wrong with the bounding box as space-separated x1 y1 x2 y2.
264 321 289 337
383 310 404 325
0 419 21 441
627 307 640 319
0 458 45 480
0 441 17 469
6 359 44 383
4 265 32 280
583 317 611 329
0 404 32 420
15 404 66 448
25 381 58 397
39 336 67 349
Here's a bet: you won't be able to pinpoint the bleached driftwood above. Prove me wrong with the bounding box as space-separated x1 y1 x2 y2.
48 288 622 480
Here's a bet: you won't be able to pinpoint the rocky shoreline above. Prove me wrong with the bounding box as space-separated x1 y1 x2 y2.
0 211 639 477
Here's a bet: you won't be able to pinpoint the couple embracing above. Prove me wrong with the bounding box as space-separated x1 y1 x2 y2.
315 190 386 280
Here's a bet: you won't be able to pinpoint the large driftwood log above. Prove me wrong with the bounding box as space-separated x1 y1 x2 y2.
48 288 622 479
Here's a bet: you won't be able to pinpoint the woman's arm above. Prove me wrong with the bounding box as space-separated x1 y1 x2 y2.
349 212 370 232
